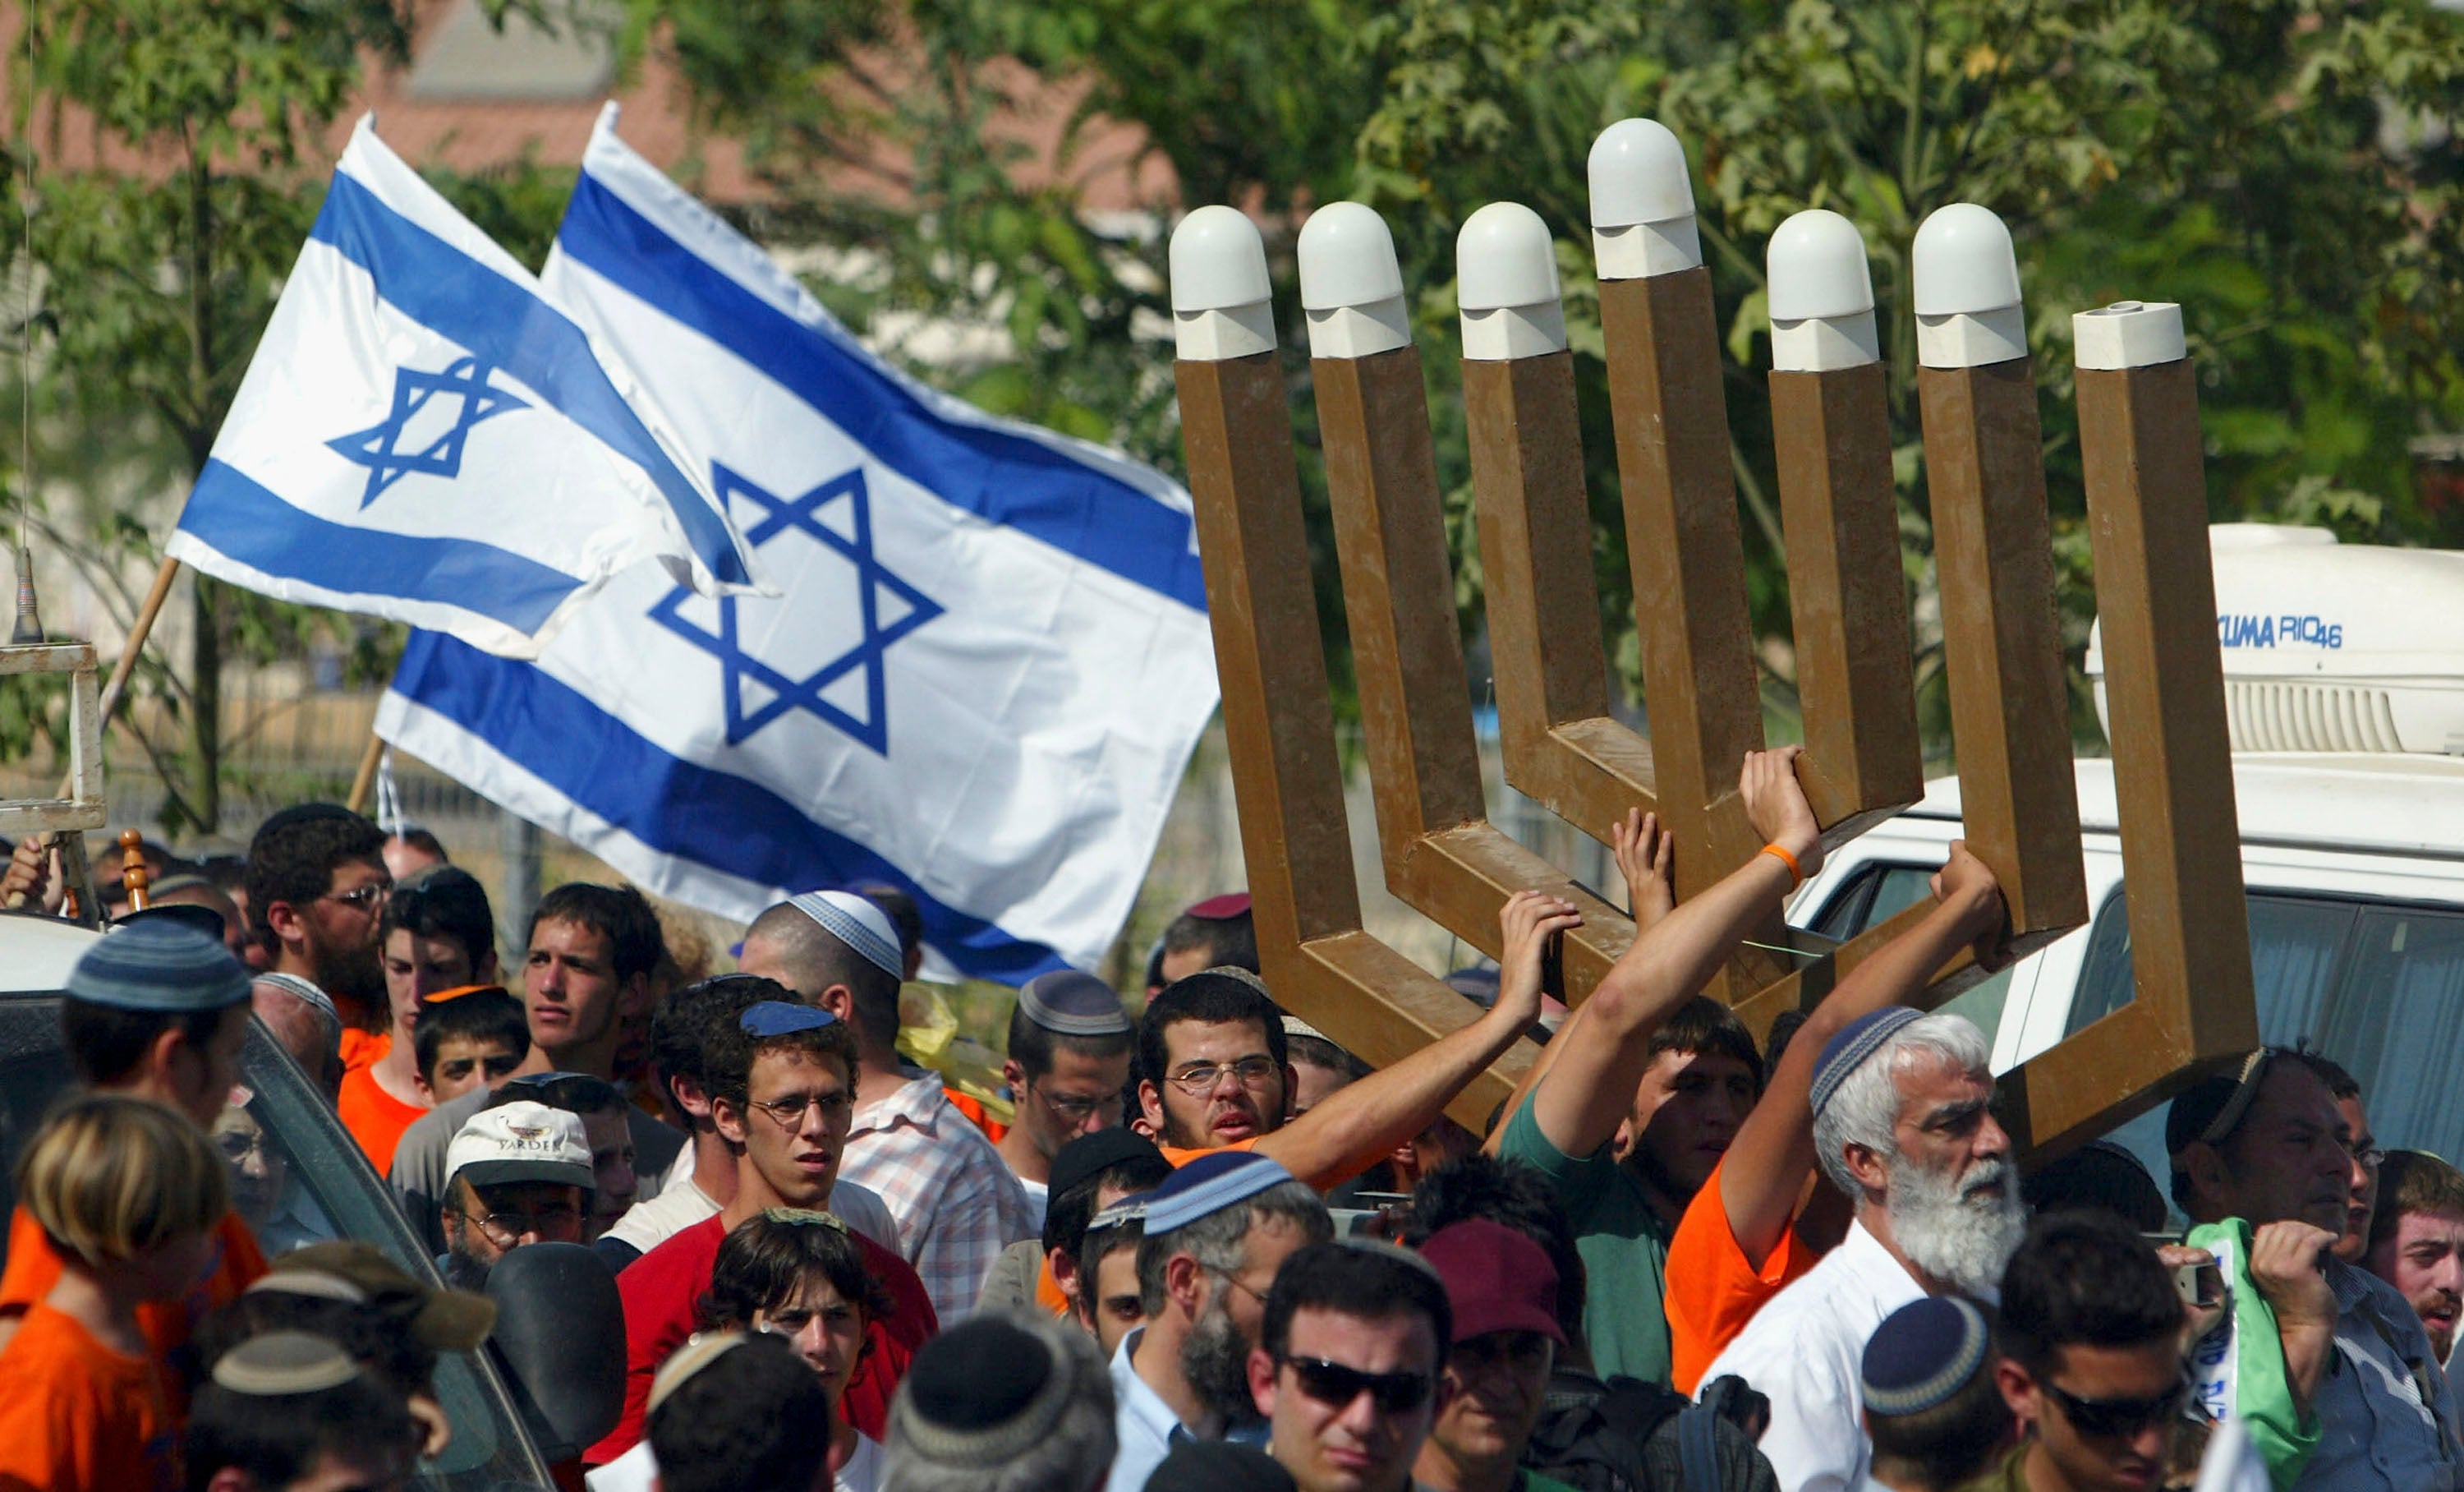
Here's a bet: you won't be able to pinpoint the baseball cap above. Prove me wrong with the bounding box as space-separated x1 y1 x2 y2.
1419 1218 1564 1345
445 1100 593 1192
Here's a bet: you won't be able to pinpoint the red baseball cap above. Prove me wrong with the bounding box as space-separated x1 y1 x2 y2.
1184 892 1252 920
1419 1218 1564 1346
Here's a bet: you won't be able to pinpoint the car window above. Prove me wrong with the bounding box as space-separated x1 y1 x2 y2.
0 999 550 1492
2069 889 2358 1043
1807 863 2016 1051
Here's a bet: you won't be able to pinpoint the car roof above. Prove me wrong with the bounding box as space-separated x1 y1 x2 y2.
0 914 101 995
1901 753 2464 859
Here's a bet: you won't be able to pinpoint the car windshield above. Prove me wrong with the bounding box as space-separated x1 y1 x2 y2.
0 997 551 1491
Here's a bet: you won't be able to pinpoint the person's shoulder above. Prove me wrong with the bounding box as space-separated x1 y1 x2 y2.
626 1213 724 1284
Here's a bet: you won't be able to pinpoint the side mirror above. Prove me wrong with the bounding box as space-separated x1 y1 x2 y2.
485 1242 624 1459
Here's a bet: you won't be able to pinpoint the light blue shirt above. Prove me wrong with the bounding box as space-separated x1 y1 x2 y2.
1105 1327 1273 1492
2296 1261 2464 1492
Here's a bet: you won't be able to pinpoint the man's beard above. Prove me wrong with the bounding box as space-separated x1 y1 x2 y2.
309 926 386 1014
1181 1292 1264 1431
1887 1150 2025 1296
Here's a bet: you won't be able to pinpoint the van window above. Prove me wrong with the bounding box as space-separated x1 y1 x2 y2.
2067 887 2464 1166
1806 863 2016 1051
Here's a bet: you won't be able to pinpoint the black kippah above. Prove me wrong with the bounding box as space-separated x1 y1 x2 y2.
910 1318 1046 1428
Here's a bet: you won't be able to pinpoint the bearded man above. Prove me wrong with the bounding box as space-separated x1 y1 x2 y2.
1699 1007 2025 1492
245 804 392 1033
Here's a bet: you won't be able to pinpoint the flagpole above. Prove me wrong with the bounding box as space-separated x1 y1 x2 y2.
345 732 384 815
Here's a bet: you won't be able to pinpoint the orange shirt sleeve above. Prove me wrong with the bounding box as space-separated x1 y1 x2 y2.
338 1063 428 1175
1665 1155 1820 1396
0 1205 62 1323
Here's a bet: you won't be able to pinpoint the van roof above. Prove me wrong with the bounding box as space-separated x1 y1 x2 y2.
1902 753 2464 859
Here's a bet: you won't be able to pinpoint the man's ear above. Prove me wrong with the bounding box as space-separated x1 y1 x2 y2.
1165 1251 1207 1319
618 971 654 1020
1140 1080 1166 1135
1050 1246 1081 1304
205 1469 261 1492
1002 1057 1027 1095
710 1094 751 1147
1843 1140 1892 1197
814 984 857 1027
2182 1140 2230 1212
474 949 501 984
1280 1064 1298 1124
263 897 309 952
1248 1346 1279 1421
672 1071 714 1121
1993 1356 2037 1420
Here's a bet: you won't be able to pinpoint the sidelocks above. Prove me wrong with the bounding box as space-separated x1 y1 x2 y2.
1166 118 2255 1155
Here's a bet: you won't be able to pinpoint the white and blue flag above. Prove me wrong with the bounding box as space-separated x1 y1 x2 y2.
168 117 763 657
377 107 1218 981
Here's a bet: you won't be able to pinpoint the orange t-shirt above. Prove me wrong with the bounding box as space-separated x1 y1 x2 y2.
1664 1156 1820 1395
337 1034 429 1174
0 1206 266 1412
338 1025 387 1073
0 1302 182 1492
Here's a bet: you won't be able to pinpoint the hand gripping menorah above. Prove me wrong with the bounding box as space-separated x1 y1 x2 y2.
1166 119 2257 1156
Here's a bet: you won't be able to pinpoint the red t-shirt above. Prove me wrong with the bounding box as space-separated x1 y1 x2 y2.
0 1303 182 1492
0 1206 266 1415
1664 1156 1820 1395
586 1212 938 1466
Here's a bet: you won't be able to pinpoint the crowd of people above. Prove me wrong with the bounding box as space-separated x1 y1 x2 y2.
0 744 2459 1492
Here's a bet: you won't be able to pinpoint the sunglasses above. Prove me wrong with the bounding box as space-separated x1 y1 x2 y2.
1282 1356 1434 1414
2043 1375 2190 1439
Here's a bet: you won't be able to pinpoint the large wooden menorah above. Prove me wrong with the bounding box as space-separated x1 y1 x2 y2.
1167 119 2257 1154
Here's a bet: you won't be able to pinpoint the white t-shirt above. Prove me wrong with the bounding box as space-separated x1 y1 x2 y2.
1019 1177 1048 1237
600 1174 900 1257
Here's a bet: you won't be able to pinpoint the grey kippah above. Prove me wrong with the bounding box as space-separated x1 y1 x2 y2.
69 920 252 1013
893 1317 1076 1467
251 971 341 1029
1861 1296 1991 1416
1018 970 1132 1038
211 1331 361 1395
1810 1006 1925 1117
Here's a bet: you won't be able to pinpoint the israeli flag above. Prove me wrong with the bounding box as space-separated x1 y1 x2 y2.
377 107 1218 981
168 117 763 657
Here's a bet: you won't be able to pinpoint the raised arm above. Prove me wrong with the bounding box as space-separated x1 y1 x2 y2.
1483 809 1675 1149
1716 839 2004 1267
1252 891 1579 1187
1519 748 1825 1163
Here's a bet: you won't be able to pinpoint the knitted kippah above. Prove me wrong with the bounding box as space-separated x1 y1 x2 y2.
893 1317 1076 1467
1142 1150 1296 1236
1810 1006 1925 1117
1860 1296 1991 1416
1017 969 1132 1037
647 1331 752 1417
211 1332 361 1396
788 891 903 980
68 920 251 1013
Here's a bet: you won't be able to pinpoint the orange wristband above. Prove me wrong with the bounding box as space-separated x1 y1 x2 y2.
1759 842 1803 890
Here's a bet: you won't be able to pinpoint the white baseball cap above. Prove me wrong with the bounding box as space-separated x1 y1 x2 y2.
446 1100 594 1192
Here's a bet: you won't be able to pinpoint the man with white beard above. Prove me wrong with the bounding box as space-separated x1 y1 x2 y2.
1699 1006 2023 1492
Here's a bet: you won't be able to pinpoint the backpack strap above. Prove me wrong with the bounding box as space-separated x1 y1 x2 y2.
1675 1402 1722 1492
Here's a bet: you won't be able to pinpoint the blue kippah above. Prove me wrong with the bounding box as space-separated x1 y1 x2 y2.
68 920 252 1013
1811 1006 1925 1117
741 1000 839 1038
1142 1150 1297 1236
1017 970 1131 1038
1861 1296 1991 1416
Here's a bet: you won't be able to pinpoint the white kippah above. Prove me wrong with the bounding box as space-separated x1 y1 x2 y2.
788 891 904 981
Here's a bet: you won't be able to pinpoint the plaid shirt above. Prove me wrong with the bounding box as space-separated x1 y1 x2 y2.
838 1071 1034 1324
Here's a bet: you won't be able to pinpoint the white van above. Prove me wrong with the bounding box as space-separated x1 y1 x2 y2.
1788 525 2464 1168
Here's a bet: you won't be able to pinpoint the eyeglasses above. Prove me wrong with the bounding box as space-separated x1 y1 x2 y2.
747 1091 857 1130
502 1071 623 1113
2043 1375 2190 1439
1281 1356 1434 1414
1032 1083 1124 1124
322 881 393 914
464 1203 581 1242
214 1129 274 1163
1165 1056 1280 1095
1206 1264 1270 1306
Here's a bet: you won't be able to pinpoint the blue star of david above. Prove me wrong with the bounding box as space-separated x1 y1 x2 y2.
327 355 531 509
646 464 943 754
